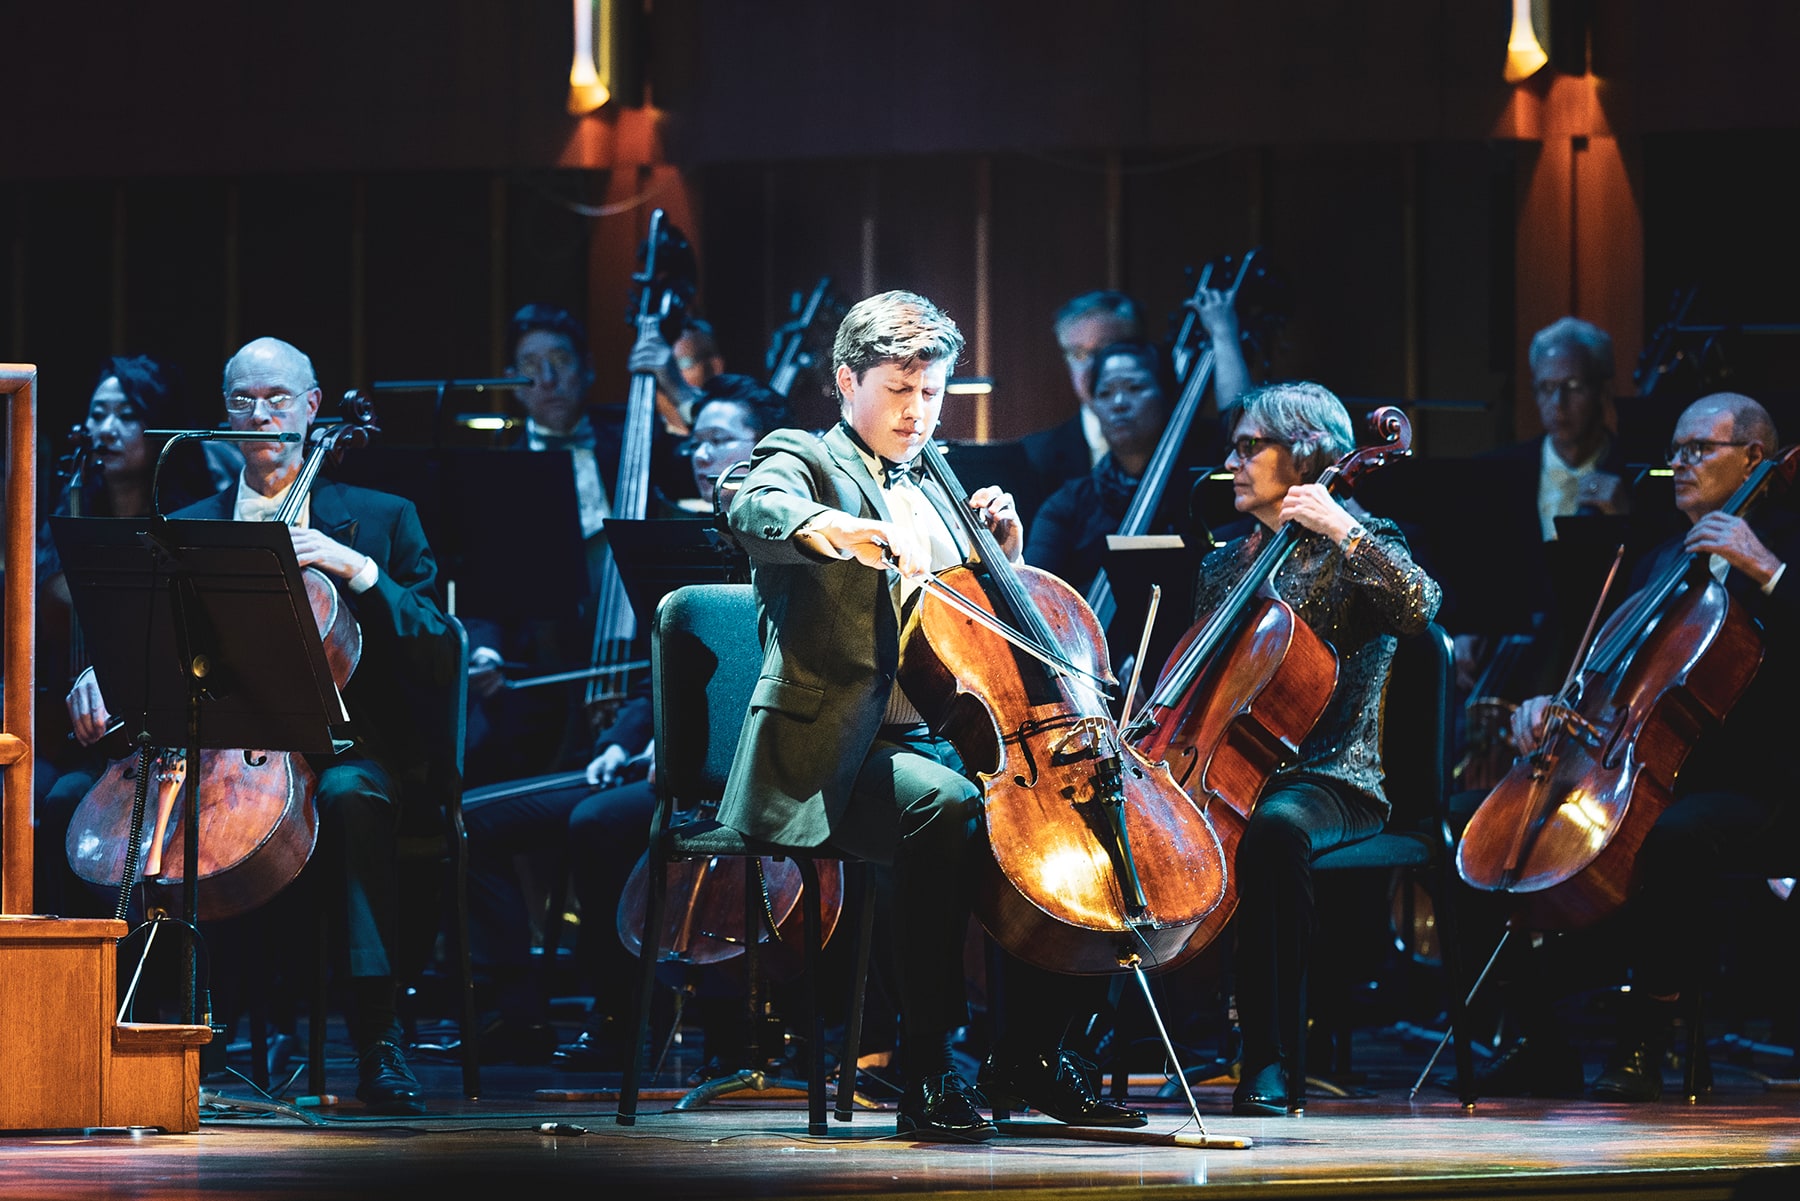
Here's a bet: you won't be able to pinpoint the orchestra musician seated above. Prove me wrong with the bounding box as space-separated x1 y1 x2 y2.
59 337 455 1116
463 303 688 785
720 289 1149 1141
1200 382 1442 1116
456 374 788 1069
1453 317 1631 699
1468 392 1798 1103
35 354 225 916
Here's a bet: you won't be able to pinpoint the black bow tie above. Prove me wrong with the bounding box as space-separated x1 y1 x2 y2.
881 458 925 489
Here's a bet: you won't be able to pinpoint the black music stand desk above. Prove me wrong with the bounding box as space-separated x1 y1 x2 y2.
50 515 349 1022
603 518 747 634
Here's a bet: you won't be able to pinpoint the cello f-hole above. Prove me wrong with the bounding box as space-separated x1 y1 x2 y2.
244 750 267 767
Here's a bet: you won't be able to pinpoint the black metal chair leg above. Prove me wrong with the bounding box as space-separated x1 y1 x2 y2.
835 869 876 1122
798 858 826 1135
617 841 671 1125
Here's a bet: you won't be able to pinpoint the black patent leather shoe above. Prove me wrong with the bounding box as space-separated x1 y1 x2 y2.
1590 1044 1664 1102
356 1040 426 1116
896 1072 997 1142
1472 1036 1586 1098
1232 1062 1297 1117
980 1050 1148 1128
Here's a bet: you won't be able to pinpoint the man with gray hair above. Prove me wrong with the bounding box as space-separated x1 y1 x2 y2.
721 290 1145 1140
68 336 455 1115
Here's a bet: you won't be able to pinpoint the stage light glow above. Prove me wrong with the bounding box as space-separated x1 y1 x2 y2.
568 0 610 115
1505 0 1549 84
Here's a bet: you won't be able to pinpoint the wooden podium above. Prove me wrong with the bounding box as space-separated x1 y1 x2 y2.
0 917 211 1131
2 366 210 1133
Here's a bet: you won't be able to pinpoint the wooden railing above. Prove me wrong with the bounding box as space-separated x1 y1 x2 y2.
2 364 36 915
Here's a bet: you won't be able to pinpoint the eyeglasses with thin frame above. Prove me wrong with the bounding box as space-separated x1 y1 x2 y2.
225 388 316 414
1230 434 1290 460
1534 377 1599 402
1666 439 1751 466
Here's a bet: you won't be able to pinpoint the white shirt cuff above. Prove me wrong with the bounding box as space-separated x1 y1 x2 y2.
347 554 380 594
1763 561 1786 595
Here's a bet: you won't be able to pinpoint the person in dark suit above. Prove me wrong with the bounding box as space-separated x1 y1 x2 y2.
64 336 455 1115
1481 392 1800 1103
1455 317 1632 691
462 303 690 784
1021 288 1250 527
722 290 1147 1141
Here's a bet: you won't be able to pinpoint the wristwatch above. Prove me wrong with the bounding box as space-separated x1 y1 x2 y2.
1339 522 1366 557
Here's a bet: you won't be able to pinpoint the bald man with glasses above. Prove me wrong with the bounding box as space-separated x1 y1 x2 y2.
67 336 456 1116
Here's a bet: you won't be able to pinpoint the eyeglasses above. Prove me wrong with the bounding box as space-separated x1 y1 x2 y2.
1535 378 1597 402
1231 434 1289 460
1666 439 1750 465
225 388 314 413
515 349 580 378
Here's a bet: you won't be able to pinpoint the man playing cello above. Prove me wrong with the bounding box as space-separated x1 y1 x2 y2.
720 290 1146 1140
1501 392 1799 1102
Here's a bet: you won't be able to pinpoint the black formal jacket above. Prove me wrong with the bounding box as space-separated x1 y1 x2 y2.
173 479 455 791
1628 509 1800 803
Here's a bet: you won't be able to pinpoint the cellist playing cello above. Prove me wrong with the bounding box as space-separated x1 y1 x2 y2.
1482 392 1800 1103
720 290 1148 1141
63 337 454 1116
1186 383 1442 1115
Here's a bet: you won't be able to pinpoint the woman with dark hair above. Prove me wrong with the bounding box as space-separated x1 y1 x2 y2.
34 354 225 914
1024 340 1183 594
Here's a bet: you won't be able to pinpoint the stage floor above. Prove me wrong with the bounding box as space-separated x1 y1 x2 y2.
5 1022 1800 1200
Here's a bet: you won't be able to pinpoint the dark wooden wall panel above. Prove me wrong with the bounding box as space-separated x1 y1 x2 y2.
15 184 114 430
123 179 230 429
235 177 357 408
986 155 1112 442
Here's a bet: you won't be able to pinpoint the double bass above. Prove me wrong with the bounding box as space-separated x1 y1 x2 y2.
1085 250 1260 634
65 396 377 920
1122 407 1416 958
902 440 1228 974
1457 445 1800 930
575 208 697 730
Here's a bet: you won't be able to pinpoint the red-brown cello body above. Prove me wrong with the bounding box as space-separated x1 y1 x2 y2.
901 442 1227 976
1123 406 1415 960
1456 446 1799 930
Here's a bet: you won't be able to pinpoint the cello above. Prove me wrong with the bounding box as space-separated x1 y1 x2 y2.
901 440 1228 975
1122 406 1416 959
1456 444 1800 930
65 395 377 920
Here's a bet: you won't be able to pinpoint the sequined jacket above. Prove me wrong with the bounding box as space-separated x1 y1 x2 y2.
1192 515 1441 817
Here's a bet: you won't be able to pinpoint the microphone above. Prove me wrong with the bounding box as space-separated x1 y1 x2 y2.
147 429 303 443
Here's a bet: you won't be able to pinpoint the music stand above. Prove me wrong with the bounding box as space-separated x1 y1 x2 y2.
50 515 348 1025
603 518 747 632
1100 534 1205 691
329 446 590 625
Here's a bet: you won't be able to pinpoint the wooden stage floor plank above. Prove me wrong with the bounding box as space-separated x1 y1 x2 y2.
5 1056 1800 1200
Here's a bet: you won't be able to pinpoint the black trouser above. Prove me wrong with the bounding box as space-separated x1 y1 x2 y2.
1233 777 1384 1097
